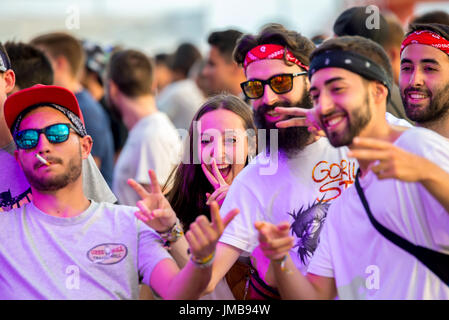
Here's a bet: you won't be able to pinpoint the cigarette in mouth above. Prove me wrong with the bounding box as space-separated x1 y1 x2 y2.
35 154 50 166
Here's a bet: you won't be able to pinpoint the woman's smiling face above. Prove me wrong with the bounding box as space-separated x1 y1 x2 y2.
197 108 249 185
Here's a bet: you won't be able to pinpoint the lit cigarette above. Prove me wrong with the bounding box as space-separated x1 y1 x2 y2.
35 154 50 166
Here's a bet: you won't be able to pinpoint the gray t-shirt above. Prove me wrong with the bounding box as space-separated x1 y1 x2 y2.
0 141 116 211
0 201 172 299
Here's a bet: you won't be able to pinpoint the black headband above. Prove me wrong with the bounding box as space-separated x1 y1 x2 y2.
12 103 88 138
309 50 392 93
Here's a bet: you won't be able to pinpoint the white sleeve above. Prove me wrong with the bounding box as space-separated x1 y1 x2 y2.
219 179 265 255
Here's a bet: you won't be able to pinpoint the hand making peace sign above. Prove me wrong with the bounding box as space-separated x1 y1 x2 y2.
201 158 230 207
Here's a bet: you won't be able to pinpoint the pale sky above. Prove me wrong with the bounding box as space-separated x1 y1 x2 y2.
0 0 448 55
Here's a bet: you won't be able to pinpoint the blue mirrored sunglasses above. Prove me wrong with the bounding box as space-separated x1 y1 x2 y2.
14 123 79 150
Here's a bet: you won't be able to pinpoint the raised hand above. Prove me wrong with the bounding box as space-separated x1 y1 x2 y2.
202 158 229 207
128 169 177 232
185 201 239 260
349 137 428 182
255 221 294 261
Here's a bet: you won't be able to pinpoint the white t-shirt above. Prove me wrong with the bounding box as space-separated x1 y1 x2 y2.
113 112 182 206
0 201 172 299
220 137 356 276
156 79 205 131
308 127 449 299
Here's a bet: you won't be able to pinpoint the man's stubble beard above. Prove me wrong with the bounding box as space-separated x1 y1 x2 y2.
22 146 83 192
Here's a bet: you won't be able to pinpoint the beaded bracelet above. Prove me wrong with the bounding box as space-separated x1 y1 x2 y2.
191 251 215 268
158 218 184 244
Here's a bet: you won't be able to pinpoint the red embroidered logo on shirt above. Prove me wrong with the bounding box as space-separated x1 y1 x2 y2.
87 243 128 265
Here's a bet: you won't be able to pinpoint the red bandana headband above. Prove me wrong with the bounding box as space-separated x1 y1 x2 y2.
400 30 449 56
243 44 309 72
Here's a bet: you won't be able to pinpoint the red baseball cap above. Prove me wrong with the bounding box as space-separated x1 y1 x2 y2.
4 84 85 131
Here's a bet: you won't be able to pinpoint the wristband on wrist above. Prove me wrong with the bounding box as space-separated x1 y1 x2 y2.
158 218 184 244
272 255 292 274
190 251 215 268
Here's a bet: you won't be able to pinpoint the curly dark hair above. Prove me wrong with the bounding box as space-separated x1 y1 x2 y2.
233 23 315 71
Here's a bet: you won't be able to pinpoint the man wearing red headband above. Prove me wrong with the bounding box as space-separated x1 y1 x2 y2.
400 23 449 139
208 24 355 298
129 24 356 300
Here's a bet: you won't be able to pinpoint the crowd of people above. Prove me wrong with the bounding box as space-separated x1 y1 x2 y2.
0 5 448 300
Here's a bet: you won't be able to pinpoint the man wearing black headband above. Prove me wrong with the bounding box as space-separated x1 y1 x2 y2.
0 84 237 299
256 36 449 299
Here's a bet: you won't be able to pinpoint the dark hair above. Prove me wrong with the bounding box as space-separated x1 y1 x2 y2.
333 6 389 47
107 49 154 97
233 23 315 71
163 94 256 228
411 10 449 27
155 53 173 66
30 32 84 78
311 35 393 90
4 42 53 89
406 22 449 41
171 43 202 78
208 29 243 63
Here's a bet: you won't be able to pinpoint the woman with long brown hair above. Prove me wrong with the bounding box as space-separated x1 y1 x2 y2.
129 94 257 299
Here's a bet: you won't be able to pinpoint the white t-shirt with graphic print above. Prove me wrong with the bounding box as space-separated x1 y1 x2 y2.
220 137 356 276
308 127 449 299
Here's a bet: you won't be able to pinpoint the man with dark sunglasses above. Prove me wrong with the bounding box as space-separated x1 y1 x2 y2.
192 24 357 298
0 84 238 299
0 42 116 212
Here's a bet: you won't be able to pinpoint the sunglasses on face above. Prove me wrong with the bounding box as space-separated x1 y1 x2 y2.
14 123 79 150
240 72 307 99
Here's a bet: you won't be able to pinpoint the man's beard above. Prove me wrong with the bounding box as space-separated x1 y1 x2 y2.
253 90 314 158
22 149 83 192
323 95 372 148
401 82 449 124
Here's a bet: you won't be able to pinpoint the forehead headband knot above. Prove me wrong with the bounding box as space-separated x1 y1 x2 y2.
400 30 449 56
309 50 392 93
12 103 88 138
243 44 309 72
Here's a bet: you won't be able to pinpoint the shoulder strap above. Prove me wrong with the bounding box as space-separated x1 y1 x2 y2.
354 169 449 286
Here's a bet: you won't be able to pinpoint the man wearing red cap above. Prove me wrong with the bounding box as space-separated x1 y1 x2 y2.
0 84 238 299
0 43 115 212
399 23 449 139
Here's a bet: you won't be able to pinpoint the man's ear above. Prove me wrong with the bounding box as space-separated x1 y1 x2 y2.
108 80 119 101
79 135 93 160
304 76 311 90
371 81 388 104
14 149 23 169
4 69 16 95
